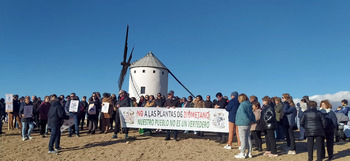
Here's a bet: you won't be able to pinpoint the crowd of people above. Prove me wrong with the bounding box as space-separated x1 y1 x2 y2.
0 90 349 160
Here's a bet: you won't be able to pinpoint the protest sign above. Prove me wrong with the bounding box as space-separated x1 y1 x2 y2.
5 94 13 112
101 102 110 113
24 105 33 118
69 100 79 112
61 117 75 132
88 104 96 115
119 107 229 133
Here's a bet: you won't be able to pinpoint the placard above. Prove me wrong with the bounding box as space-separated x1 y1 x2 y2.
69 100 79 112
119 107 229 133
88 104 96 115
5 94 13 112
24 105 33 118
6 94 13 103
101 102 110 113
6 104 13 112
61 117 75 132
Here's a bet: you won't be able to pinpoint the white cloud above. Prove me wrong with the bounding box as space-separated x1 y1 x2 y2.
294 91 350 110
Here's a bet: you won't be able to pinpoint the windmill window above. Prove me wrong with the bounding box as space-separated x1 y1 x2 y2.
162 71 164 75
134 70 136 73
141 87 145 94
142 70 145 73
153 70 155 73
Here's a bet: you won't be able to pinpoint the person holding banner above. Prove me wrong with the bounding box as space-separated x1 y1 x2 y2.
88 93 101 134
19 96 34 141
164 90 181 141
48 94 68 154
214 92 228 143
100 93 113 134
65 93 81 137
8 95 22 130
112 90 131 139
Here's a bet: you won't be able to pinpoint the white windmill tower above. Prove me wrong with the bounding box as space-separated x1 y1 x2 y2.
117 25 195 101
128 52 168 99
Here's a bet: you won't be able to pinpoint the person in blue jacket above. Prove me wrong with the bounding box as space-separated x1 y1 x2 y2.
282 93 297 155
320 100 337 160
224 91 240 150
235 94 255 159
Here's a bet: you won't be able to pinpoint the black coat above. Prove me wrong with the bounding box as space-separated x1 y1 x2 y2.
115 96 131 115
300 108 327 137
261 104 278 130
48 100 67 127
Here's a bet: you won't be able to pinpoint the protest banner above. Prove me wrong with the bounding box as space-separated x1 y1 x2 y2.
23 105 33 118
88 104 96 115
101 102 110 113
5 94 13 112
69 100 79 112
61 117 75 132
119 107 229 133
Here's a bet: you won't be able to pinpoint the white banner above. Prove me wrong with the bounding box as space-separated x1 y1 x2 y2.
61 117 75 132
69 100 79 112
119 107 229 133
101 102 110 113
5 94 13 112
24 105 33 118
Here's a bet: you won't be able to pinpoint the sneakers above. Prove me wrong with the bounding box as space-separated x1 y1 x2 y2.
238 146 241 150
22 137 26 141
224 144 232 150
28 136 33 140
112 134 118 139
194 132 197 135
48 150 58 154
234 153 246 159
55 147 62 150
247 153 252 158
263 151 271 156
164 137 170 141
268 154 278 157
287 150 296 154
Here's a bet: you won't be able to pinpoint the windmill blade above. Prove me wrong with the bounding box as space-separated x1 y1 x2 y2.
168 70 195 98
127 46 134 64
122 25 129 63
118 66 128 90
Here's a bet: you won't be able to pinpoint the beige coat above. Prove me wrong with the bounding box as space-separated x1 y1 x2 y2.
250 109 262 131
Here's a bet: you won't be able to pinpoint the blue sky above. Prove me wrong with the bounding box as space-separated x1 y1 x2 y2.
1 0 349 100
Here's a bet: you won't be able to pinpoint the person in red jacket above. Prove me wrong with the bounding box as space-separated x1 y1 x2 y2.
37 96 51 137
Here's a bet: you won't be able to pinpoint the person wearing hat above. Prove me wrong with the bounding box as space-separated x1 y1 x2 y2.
164 90 181 141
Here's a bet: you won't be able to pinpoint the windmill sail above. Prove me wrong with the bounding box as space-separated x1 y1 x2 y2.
118 25 133 91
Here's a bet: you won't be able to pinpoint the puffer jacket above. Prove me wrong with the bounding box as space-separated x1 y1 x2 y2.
300 108 327 137
261 104 277 130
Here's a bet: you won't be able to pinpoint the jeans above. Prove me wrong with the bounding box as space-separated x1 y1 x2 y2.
238 125 252 154
68 113 79 135
21 122 34 138
48 125 61 151
307 136 323 161
299 126 305 139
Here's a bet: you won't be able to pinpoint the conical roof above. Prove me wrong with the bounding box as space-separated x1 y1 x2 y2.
130 52 168 70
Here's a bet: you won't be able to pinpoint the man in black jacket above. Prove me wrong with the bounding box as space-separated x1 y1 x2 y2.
164 90 181 141
48 95 67 154
301 101 327 161
112 90 131 139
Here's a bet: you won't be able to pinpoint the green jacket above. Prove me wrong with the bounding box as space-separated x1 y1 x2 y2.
275 102 283 122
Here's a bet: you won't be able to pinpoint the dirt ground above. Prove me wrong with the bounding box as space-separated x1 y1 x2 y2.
1 123 350 161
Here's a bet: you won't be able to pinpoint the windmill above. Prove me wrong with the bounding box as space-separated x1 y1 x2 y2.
118 26 195 99
118 25 134 91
